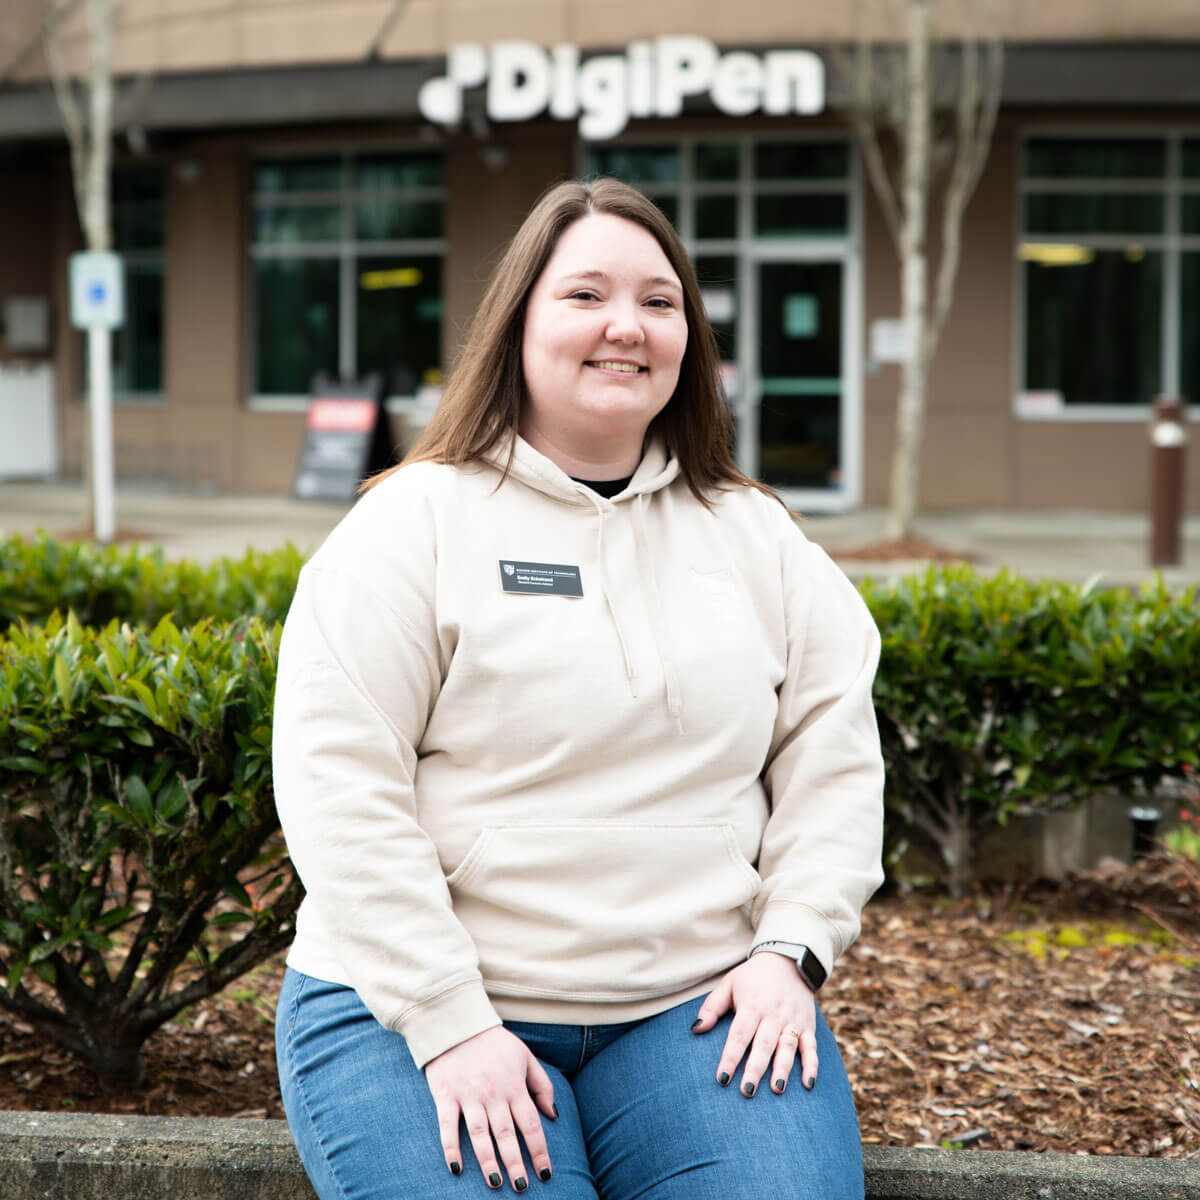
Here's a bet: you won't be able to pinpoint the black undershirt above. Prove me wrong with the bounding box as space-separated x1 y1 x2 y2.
571 475 633 499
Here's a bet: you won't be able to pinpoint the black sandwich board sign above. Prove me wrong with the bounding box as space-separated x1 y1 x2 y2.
292 374 396 502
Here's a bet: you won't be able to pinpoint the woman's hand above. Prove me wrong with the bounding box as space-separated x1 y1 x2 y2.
424 1025 558 1191
690 951 818 1096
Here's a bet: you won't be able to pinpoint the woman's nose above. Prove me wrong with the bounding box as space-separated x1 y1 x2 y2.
605 301 645 344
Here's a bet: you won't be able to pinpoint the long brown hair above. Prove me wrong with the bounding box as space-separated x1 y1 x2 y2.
362 177 781 507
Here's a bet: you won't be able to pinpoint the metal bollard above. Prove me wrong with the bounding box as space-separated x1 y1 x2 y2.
1149 395 1188 567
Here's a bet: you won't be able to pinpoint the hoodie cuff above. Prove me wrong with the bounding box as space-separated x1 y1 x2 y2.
392 979 503 1070
751 901 841 982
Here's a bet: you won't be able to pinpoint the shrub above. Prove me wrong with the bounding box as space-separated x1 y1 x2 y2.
861 567 1200 896
0 611 301 1090
0 533 303 631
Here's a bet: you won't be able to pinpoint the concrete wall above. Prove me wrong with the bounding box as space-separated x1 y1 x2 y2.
0 1112 1196 1199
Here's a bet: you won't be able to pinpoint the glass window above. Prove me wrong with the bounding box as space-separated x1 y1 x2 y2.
353 152 444 189
251 150 445 396
756 194 847 237
1182 253 1200 409
112 261 163 393
254 258 340 395
754 142 848 180
1024 250 1161 406
1023 138 1165 179
253 157 341 194
355 197 443 240
694 255 738 362
356 256 443 390
584 146 680 183
695 194 737 240
1183 140 1200 179
1024 193 1163 236
695 143 739 181
110 164 164 396
1182 196 1200 236
254 204 342 244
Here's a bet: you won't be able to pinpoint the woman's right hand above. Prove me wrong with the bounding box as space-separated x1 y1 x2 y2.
424 1025 557 1191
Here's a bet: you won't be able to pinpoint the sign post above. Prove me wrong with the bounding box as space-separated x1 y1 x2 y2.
69 252 124 544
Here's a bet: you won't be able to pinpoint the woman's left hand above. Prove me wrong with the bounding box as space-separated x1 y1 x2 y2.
691 951 818 1096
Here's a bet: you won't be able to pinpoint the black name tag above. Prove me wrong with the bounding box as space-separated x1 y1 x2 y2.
498 560 583 597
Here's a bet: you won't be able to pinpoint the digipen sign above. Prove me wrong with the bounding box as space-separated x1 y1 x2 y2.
418 36 824 141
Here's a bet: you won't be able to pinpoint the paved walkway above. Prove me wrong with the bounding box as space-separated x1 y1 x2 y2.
2 480 1198 589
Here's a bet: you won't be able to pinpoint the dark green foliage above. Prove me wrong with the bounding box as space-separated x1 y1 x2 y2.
860 566 1200 896
0 533 303 631
0 611 301 1089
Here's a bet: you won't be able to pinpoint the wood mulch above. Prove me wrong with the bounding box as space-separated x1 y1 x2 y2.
0 855 1195 1159
830 536 981 564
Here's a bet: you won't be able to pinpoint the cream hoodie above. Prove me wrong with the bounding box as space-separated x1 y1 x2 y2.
272 435 884 1069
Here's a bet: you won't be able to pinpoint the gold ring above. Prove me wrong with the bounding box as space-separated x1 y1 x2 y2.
780 1027 801 1043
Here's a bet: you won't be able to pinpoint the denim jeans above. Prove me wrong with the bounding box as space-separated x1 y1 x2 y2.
276 967 865 1199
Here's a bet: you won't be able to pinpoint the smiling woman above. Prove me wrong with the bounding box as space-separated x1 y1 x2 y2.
270 177 886 1200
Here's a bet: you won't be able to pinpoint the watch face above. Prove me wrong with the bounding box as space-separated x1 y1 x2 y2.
800 949 827 991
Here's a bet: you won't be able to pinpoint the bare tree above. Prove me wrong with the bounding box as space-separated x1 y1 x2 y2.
42 0 152 540
836 1 1003 538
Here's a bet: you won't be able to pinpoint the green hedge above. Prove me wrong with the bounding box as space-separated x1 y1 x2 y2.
2 542 1199 1088
0 533 302 631
0 611 299 1089
861 566 1200 895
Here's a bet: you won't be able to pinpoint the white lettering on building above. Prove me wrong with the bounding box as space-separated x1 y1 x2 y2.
418 37 824 140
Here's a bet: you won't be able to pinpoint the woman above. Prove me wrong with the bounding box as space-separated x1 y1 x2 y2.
272 177 885 1199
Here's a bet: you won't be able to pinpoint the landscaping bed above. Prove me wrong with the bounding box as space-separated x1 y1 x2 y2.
0 856 1194 1159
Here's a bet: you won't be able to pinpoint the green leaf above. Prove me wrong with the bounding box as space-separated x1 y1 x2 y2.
126 727 154 748
125 776 154 826
211 911 254 927
53 653 73 710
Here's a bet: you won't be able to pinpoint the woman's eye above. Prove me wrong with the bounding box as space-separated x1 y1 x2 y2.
569 290 599 301
646 298 675 309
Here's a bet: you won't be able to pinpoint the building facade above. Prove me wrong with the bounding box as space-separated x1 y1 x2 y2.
1 1 1199 511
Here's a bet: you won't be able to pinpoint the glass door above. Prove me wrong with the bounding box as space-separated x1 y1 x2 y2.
754 260 844 492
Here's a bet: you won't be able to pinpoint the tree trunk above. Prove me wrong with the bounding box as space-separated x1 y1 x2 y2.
886 0 933 541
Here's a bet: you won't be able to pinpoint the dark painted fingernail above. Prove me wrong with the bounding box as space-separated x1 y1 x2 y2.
803 1077 815 1091
539 1168 552 1181
717 1071 730 1086
489 1172 502 1188
515 1177 528 1192
450 1160 462 1175
691 1017 704 1030
742 1081 756 1097
551 1101 559 1119
775 1078 786 1092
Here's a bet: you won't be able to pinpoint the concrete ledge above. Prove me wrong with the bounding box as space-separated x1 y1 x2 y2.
0 1112 1196 1199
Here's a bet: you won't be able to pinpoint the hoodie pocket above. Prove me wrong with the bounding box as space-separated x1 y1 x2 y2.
445 822 761 1001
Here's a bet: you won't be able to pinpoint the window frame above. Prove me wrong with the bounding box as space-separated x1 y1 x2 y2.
244 142 447 413
1013 125 1200 423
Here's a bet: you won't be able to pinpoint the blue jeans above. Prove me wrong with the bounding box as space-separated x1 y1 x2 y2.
276 967 865 1199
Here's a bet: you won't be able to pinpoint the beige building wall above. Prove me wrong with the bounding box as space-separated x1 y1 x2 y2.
8 0 1200 84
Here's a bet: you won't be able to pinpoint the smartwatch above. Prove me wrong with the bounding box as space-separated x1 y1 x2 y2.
749 941 827 993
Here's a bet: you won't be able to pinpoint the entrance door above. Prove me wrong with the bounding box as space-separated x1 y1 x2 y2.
753 260 845 494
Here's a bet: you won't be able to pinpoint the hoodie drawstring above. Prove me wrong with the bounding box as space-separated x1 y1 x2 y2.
632 492 684 735
594 504 639 698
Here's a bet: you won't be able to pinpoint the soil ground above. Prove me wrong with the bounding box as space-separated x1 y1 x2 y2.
0 856 1196 1159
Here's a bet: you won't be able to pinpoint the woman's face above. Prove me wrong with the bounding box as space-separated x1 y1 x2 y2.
520 211 688 459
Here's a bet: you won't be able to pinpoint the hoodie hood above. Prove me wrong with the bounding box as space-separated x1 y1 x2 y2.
481 432 682 507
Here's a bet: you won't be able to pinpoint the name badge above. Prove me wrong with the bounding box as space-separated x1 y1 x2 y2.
498 560 583 597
